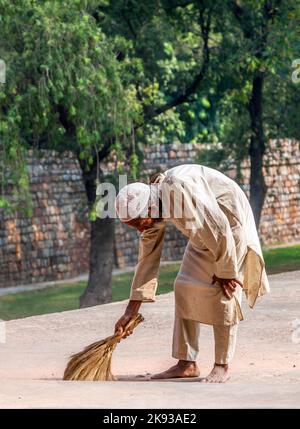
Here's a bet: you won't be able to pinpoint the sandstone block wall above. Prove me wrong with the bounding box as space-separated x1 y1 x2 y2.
0 139 299 287
0 151 90 287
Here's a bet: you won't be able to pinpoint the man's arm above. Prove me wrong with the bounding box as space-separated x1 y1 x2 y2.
114 222 166 336
129 222 166 301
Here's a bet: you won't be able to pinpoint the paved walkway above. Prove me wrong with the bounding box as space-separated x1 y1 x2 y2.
0 270 299 408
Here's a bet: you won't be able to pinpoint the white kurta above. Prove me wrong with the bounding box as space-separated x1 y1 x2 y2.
129 164 270 325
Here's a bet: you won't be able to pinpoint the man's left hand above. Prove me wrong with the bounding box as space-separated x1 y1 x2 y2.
212 274 243 299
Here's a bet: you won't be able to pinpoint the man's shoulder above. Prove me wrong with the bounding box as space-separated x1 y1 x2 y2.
164 164 231 187
165 163 205 179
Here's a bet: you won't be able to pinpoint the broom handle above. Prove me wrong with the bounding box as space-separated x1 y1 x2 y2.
120 313 144 338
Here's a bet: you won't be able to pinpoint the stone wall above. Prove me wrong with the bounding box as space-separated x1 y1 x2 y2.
0 151 90 288
234 139 300 245
0 139 299 287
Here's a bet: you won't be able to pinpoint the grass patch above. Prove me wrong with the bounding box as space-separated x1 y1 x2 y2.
0 263 180 321
262 245 300 274
0 245 299 321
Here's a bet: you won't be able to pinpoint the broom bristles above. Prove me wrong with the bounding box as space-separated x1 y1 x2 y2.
63 313 144 381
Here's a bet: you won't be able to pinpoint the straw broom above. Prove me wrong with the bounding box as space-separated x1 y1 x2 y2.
63 313 144 381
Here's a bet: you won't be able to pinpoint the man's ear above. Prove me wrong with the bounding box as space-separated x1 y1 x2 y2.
149 172 162 184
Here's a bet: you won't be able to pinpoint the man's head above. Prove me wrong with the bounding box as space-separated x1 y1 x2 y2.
115 182 161 232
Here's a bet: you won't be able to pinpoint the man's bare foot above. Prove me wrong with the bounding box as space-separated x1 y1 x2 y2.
151 360 200 380
202 363 230 383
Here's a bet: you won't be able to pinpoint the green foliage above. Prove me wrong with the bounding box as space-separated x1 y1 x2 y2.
204 0 300 165
0 0 138 211
0 0 299 211
97 0 220 147
194 1 298 165
97 0 300 169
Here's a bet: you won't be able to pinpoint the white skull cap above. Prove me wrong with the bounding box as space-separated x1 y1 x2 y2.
115 182 151 221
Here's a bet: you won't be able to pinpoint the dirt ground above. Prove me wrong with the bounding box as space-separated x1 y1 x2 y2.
0 270 299 408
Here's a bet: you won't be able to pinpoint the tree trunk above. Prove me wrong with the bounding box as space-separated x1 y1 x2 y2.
248 73 267 228
79 160 114 308
80 217 114 307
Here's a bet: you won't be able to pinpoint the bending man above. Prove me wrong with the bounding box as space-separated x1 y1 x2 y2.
114 164 269 383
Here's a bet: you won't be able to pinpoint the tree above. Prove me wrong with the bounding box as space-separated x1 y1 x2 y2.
0 0 138 305
196 0 299 225
80 0 217 306
0 0 215 306
214 0 299 225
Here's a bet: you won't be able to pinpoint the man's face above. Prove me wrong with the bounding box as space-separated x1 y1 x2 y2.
122 217 156 232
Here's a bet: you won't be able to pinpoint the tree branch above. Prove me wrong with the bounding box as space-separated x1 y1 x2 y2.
121 9 137 39
141 4 211 123
230 0 253 39
231 0 283 41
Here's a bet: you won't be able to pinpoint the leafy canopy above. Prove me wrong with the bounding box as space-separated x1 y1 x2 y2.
0 0 139 212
